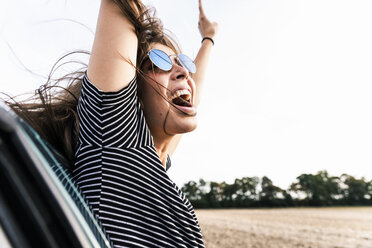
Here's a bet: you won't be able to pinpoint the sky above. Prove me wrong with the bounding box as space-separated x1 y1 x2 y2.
1 0 372 189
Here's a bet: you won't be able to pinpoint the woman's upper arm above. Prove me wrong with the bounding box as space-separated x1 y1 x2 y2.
87 0 138 92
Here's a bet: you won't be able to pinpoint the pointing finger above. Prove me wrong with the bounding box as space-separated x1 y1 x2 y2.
199 0 206 17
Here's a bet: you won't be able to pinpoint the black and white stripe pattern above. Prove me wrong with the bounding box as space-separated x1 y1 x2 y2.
73 75 204 248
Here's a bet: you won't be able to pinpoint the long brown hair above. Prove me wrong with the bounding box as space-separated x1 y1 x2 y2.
4 51 87 163
4 1 180 164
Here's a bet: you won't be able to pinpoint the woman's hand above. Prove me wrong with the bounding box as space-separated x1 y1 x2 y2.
198 0 218 39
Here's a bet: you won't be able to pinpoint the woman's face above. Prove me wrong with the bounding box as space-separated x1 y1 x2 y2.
139 43 197 138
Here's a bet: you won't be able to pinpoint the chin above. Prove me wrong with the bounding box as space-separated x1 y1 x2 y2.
183 121 198 133
168 116 198 135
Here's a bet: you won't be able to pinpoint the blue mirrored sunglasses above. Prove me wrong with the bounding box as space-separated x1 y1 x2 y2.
148 49 197 73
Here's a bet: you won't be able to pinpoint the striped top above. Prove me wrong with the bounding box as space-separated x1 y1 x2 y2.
72 75 204 248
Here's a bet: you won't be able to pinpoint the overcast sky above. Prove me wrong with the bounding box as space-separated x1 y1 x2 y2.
1 0 372 189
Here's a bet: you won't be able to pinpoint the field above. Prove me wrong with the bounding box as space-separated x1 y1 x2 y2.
195 207 372 248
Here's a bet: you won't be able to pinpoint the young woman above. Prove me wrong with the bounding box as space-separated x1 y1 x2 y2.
7 0 217 246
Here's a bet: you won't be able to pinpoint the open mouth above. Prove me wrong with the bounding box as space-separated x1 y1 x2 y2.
170 89 193 108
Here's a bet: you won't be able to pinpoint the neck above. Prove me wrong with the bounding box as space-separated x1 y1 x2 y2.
153 134 174 169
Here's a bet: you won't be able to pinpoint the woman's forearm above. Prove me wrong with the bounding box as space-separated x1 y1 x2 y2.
192 40 214 107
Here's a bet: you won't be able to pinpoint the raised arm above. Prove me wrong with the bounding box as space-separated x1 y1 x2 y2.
192 0 219 106
87 0 140 92
167 0 218 156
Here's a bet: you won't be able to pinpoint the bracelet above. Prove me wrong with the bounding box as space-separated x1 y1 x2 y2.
202 37 214 46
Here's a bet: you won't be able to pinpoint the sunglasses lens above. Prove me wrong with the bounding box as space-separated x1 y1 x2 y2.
149 49 172 71
178 54 196 73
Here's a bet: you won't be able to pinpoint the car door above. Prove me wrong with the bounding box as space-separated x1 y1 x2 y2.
0 103 112 248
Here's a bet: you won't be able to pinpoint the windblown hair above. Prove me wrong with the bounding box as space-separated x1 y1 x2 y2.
4 1 180 164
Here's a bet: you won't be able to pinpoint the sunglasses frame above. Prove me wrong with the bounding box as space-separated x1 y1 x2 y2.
147 49 197 73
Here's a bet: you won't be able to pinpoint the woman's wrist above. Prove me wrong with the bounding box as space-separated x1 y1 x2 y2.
201 37 214 46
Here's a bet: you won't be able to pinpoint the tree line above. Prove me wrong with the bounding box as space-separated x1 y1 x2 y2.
181 171 372 208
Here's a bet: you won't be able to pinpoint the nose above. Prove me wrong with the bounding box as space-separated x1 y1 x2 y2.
171 58 189 81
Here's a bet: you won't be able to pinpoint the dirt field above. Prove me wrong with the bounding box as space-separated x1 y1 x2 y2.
195 207 372 248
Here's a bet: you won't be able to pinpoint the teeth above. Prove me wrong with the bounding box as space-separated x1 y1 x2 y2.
170 89 191 100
